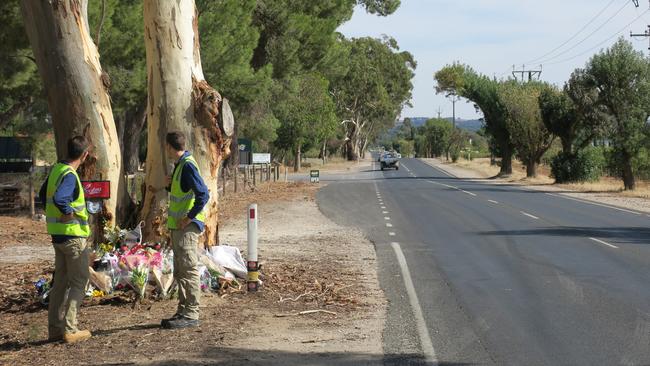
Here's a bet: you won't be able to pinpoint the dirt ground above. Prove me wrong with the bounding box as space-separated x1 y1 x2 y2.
421 158 650 214
0 180 385 365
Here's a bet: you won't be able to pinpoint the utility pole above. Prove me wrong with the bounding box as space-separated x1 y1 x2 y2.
512 64 542 82
446 93 460 128
630 25 650 54
437 106 442 119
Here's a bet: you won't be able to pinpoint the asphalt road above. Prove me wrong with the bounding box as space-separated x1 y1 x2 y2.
316 156 650 366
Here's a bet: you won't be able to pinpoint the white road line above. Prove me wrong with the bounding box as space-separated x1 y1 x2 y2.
382 211 389 214
389 232 396 236
590 237 619 249
403 166 411 172
488 200 499 204
391 242 438 365
428 180 476 197
384 217 391 220
520 211 540 220
381 206 387 209
545 193 642 216
386 223 393 227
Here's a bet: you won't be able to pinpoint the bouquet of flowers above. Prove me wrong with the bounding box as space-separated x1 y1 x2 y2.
129 264 149 299
119 251 151 300
151 249 174 298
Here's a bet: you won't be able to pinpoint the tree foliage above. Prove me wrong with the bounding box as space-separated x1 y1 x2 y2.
435 64 514 176
498 81 555 177
331 36 415 160
583 38 650 190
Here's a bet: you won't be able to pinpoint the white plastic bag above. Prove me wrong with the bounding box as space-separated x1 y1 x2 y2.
124 221 144 248
207 245 247 279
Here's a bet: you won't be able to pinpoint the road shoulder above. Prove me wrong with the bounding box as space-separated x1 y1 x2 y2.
420 158 650 215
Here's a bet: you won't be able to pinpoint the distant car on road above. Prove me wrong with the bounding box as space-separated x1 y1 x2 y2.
380 152 400 171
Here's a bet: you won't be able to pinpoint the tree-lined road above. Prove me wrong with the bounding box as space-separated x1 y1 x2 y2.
318 157 650 365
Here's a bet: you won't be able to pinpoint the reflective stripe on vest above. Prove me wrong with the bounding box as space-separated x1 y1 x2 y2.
167 155 207 229
45 163 90 237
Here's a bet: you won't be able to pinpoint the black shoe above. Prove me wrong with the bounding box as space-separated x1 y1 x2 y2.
162 316 199 329
160 313 182 328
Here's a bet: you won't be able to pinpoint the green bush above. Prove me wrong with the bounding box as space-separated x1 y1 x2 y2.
551 147 605 183
633 147 650 180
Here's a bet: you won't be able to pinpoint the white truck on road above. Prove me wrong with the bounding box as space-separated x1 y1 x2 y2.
380 152 400 171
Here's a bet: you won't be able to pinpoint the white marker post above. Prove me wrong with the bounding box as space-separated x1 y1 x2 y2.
247 203 259 292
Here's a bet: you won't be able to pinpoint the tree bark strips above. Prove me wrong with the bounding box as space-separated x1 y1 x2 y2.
21 0 128 231
141 0 233 246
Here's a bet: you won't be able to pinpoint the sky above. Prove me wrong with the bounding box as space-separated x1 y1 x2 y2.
338 0 650 120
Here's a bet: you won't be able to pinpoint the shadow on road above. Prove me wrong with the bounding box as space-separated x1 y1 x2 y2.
141 348 474 366
477 227 650 245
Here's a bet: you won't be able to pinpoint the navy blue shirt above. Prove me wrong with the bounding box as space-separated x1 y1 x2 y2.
39 162 82 244
170 152 209 232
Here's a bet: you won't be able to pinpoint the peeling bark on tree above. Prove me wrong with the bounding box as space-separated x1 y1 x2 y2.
20 0 128 235
142 0 233 246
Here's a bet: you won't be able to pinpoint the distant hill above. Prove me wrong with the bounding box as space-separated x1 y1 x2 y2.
397 117 483 132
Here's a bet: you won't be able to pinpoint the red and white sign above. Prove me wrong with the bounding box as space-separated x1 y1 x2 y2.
82 181 111 199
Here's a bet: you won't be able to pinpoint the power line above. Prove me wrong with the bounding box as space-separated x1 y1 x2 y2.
544 9 650 66
535 0 631 64
524 0 619 65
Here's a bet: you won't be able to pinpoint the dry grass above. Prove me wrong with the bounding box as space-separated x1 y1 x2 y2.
447 157 650 199
296 157 366 173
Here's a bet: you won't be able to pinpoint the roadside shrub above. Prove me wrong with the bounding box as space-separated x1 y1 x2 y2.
631 146 650 180
551 147 605 183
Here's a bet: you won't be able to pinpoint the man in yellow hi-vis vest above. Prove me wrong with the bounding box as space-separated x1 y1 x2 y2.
161 131 209 329
38 136 92 344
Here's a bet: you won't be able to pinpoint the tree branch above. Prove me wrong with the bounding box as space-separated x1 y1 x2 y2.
94 0 107 49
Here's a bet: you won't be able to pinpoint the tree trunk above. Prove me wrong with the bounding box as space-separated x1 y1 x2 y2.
498 143 514 177
320 140 327 165
526 161 537 178
293 145 301 173
142 0 234 246
345 139 358 161
622 152 636 190
21 0 127 233
122 102 146 174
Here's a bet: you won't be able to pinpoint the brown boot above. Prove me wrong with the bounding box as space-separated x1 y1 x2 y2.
63 330 92 344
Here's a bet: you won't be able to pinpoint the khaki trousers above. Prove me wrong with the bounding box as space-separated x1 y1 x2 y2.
171 224 201 320
48 237 89 337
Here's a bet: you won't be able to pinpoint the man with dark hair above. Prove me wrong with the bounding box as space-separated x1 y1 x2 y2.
39 136 92 344
166 131 186 151
161 131 209 329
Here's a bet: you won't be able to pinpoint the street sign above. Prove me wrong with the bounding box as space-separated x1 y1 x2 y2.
252 153 271 164
82 181 111 199
310 170 320 183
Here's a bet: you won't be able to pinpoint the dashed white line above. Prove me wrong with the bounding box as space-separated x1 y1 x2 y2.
391 242 438 364
428 180 476 197
389 232 396 236
381 206 387 209
403 166 411 172
590 237 619 249
384 217 391 220
488 200 499 204
386 223 393 227
520 211 540 220
382 211 389 214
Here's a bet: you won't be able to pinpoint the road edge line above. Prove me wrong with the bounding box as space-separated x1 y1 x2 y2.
391 242 438 365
